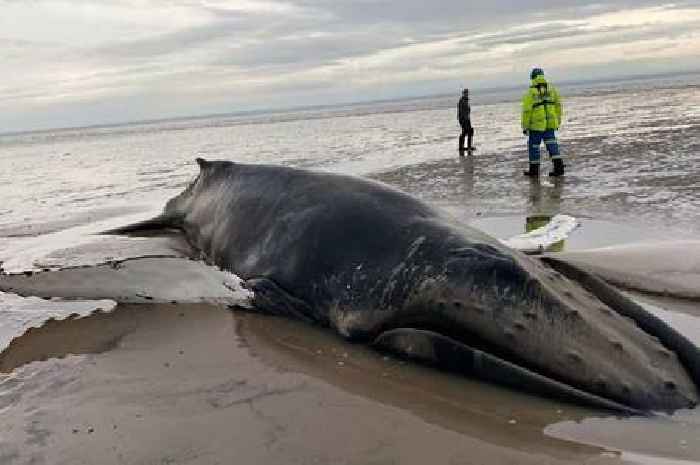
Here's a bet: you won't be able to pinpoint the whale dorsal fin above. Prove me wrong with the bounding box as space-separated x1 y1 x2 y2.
100 214 179 236
105 160 213 237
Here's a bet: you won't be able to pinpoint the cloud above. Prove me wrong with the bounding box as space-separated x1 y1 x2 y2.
1 0 699 132
201 0 302 14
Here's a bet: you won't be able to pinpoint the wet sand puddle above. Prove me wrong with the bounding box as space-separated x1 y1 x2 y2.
0 303 623 465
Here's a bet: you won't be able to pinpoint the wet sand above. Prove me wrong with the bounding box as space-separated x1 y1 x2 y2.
2 294 700 464
1 303 629 465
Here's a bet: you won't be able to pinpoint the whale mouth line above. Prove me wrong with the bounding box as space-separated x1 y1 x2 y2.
374 322 646 415
374 316 649 416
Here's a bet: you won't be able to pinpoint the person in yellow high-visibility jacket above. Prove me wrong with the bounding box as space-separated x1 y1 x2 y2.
521 68 564 177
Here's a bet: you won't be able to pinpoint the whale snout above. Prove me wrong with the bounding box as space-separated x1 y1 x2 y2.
435 247 699 412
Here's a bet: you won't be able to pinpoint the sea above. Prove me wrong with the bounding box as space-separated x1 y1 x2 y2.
1 73 699 244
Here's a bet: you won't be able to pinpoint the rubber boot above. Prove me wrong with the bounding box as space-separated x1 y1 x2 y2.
523 163 539 177
549 159 564 177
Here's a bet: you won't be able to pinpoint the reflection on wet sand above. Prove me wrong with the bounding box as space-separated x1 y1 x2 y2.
524 214 566 252
525 177 567 251
547 412 700 465
459 155 475 200
0 303 624 465
0 308 136 373
526 176 565 218
236 311 614 456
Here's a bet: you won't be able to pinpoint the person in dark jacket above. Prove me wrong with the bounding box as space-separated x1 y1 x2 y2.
458 88 474 155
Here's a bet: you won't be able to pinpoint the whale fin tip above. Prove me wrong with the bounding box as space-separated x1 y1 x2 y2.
101 214 177 236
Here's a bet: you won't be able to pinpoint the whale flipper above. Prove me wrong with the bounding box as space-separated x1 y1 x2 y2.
244 278 316 324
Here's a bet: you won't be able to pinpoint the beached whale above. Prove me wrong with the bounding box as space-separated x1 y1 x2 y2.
3 158 699 413
99 158 700 413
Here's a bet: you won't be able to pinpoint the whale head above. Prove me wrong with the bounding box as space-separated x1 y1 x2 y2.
387 241 699 412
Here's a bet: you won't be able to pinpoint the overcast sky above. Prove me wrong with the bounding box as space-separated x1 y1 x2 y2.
2 0 700 133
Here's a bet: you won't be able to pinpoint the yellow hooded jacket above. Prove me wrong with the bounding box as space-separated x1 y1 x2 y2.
521 75 562 132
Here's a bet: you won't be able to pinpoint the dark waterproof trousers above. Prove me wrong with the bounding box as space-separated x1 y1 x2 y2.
459 124 474 151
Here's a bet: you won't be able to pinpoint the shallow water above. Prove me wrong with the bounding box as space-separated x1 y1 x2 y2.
1 75 699 238
1 75 700 464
